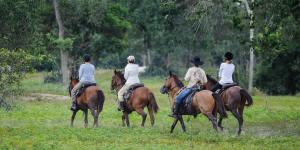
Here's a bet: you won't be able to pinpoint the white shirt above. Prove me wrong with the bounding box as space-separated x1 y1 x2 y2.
218 63 235 85
79 63 96 83
124 63 140 85
184 67 207 88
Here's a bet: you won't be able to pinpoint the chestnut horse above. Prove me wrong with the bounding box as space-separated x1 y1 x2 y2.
69 77 105 128
111 70 159 127
205 75 253 135
160 72 227 133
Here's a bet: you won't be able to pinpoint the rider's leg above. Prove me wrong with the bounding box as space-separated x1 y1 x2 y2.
170 88 192 118
117 84 130 111
70 82 83 111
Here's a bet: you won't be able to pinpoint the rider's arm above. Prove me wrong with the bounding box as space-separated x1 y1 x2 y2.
124 65 129 80
184 68 191 81
202 70 208 84
218 63 224 79
79 64 83 80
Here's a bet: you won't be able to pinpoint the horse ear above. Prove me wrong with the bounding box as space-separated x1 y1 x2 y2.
114 69 117 74
169 71 173 76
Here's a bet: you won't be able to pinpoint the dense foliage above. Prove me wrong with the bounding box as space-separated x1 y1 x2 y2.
0 0 299 94
0 48 34 109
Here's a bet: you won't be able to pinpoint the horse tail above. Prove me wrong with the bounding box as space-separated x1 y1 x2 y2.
148 92 159 113
97 90 105 112
240 89 253 106
212 93 227 118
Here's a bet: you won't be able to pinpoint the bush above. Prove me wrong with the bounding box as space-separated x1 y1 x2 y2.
0 48 35 110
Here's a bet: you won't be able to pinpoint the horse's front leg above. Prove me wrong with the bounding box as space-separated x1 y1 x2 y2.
124 112 130 127
170 118 179 133
122 113 125 127
70 110 78 127
178 115 186 132
84 110 88 128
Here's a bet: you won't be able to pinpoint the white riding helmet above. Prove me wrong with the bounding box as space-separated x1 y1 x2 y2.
127 55 135 61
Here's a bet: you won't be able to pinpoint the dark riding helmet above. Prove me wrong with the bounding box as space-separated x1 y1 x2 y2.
83 54 91 62
224 52 233 60
191 56 203 66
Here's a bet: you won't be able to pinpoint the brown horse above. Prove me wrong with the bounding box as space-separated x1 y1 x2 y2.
111 70 159 127
205 75 253 135
160 71 227 133
69 77 105 128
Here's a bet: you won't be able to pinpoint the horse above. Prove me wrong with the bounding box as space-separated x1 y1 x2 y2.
160 71 227 133
69 76 105 128
111 70 159 127
205 75 253 135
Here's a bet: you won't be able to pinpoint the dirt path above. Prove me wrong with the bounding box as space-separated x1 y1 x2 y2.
23 93 70 101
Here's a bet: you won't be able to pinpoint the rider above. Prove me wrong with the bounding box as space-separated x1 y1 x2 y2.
212 52 235 93
70 54 96 111
170 56 207 118
117 55 140 111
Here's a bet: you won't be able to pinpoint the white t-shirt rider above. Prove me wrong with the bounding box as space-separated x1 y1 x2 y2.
218 63 235 85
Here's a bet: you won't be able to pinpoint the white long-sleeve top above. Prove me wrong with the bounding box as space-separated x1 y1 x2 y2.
124 63 140 85
184 66 207 88
218 63 235 85
79 63 96 83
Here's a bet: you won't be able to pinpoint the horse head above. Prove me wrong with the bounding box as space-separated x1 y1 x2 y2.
205 74 218 90
160 71 184 94
111 69 126 91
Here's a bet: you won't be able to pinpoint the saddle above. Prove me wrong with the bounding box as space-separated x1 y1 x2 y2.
216 83 237 94
181 85 203 114
123 83 144 101
76 83 97 97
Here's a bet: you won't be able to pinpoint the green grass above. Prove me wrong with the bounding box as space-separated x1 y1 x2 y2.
1 70 300 149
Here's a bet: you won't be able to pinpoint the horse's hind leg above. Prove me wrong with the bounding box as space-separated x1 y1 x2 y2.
218 116 224 131
84 110 88 128
91 109 99 128
122 114 125 127
231 109 243 135
147 106 155 126
70 110 78 127
124 112 130 127
206 112 218 131
136 108 147 127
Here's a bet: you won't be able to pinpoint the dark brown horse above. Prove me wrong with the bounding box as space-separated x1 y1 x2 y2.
160 71 227 133
205 75 253 135
69 77 105 128
111 70 159 127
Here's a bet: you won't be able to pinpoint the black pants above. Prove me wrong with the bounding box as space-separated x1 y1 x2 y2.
212 83 222 92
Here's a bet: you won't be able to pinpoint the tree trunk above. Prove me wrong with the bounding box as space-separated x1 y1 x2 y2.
53 0 70 86
242 0 255 94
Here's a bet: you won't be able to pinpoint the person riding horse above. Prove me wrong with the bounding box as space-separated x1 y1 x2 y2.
211 52 235 93
117 55 140 111
70 54 96 111
170 56 208 118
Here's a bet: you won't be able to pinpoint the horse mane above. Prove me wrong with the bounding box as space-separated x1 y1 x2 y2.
171 74 184 88
115 70 126 83
206 74 218 84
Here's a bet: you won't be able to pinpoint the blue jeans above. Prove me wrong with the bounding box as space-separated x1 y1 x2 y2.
175 88 193 105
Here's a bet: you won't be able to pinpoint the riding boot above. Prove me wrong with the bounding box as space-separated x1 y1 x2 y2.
169 103 180 118
70 100 77 111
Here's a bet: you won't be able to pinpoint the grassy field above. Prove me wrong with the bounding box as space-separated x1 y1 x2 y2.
0 70 300 149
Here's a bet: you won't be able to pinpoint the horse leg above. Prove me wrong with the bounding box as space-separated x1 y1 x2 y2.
147 106 155 126
70 110 78 127
170 118 179 133
178 115 186 132
91 109 99 128
124 112 130 127
84 110 88 128
218 116 224 131
136 108 147 127
231 109 243 135
122 114 125 127
206 112 218 131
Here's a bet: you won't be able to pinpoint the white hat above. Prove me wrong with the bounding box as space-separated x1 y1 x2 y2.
127 55 135 61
